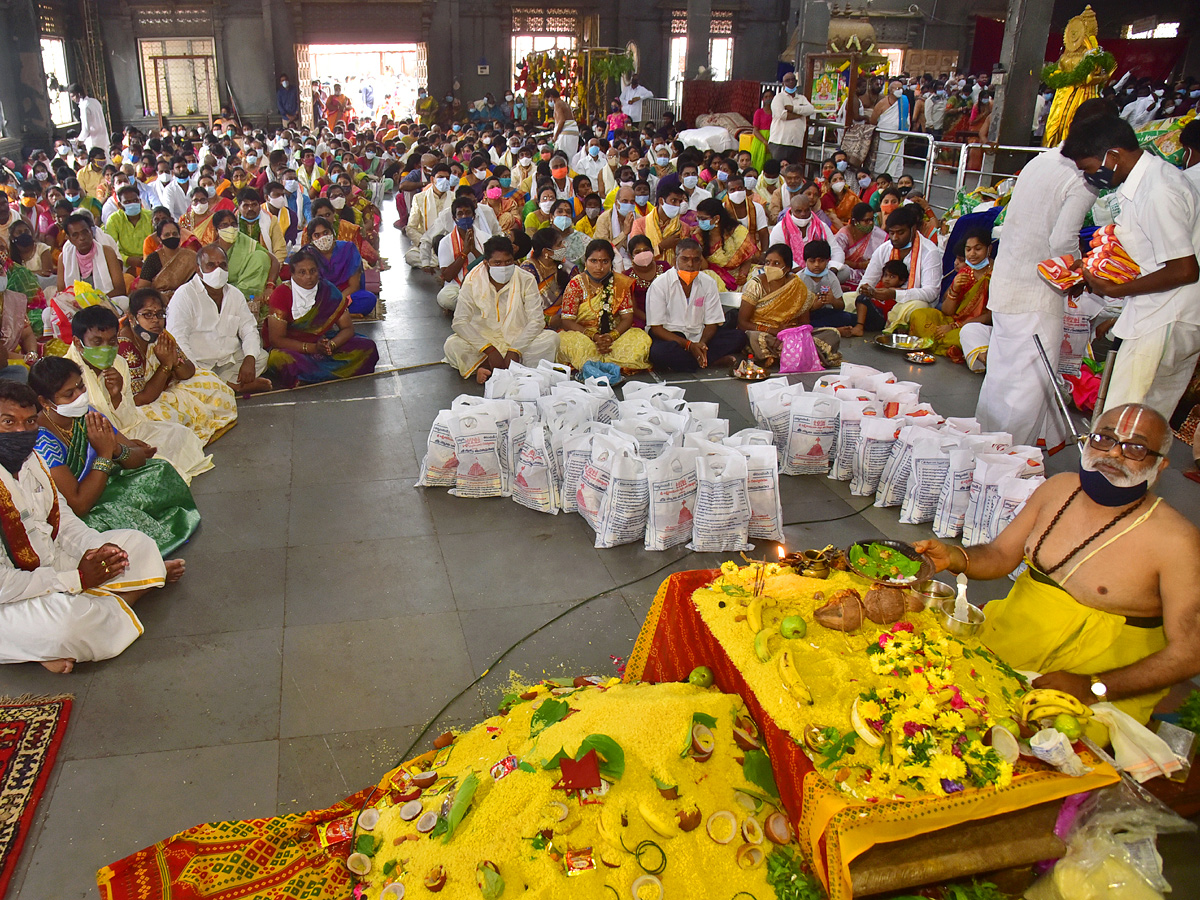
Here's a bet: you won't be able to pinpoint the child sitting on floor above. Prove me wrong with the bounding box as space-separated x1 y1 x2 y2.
798 240 857 336
851 259 908 336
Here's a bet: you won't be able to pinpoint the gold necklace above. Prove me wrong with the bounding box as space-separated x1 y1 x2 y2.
40 411 75 445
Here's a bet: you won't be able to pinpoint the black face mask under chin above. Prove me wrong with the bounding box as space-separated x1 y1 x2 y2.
0 430 38 475
1078 464 1148 507
134 324 159 344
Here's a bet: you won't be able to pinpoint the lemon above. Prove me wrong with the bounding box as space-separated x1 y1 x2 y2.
1052 714 1082 741
688 666 714 688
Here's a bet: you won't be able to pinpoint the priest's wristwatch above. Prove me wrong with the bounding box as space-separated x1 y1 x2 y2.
1089 675 1108 702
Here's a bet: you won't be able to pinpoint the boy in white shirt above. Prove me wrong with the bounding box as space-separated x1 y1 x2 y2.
798 240 856 334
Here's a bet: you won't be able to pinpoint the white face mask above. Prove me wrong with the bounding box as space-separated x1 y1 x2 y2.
268 195 286 209
192 201 209 213
892 87 904 97
489 263 515 284
158 172 171 183
727 190 747 204
662 203 681 218
831 181 845 194
201 267 229 289
434 177 450 192
55 389 91 418
283 179 298 191
313 234 335 252
744 176 758 191
791 212 811 226
331 196 346 209
539 200 555 215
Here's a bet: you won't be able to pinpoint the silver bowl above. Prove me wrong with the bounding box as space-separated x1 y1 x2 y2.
844 539 934 586
932 597 985 637
912 579 955 610
874 333 934 352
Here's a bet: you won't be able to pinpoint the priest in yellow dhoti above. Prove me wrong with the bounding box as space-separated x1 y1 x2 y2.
557 240 651 372
1041 6 1116 147
916 404 1200 744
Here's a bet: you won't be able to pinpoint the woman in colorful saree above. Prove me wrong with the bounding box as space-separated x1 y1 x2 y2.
835 202 888 293
908 228 993 362
687 198 756 289
302 217 375 315
557 240 651 372
117 288 238 443
133 219 197 304
179 184 233 246
264 249 379 388
518 227 567 328
29 357 200 555
4 220 48 334
736 243 812 368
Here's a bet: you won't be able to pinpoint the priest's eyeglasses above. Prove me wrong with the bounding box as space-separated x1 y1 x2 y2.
1082 432 1163 462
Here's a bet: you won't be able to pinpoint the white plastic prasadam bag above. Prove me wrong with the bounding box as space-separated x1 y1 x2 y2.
578 432 649 549
504 415 533 497
688 445 753 553
960 452 1029 545
874 423 941 508
553 380 618 424
512 422 561 514
686 417 731 443
452 396 517 494
560 429 599 514
643 446 701 551
417 408 460 487
851 415 902 497
622 382 686 409
747 377 800 431
723 428 777 448
611 419 672 460
900 432 959 524
829 398 877 481
931 433 1013 538
448 409 505 499
738 443 785 542
538 393 602 428
986 474 1044 545
783 393 841 476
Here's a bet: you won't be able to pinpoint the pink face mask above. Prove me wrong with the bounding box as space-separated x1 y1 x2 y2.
632 250 655 267
485 186 502 200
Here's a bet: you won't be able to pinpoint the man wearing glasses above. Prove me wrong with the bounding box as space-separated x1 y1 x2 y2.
915 403 1200 746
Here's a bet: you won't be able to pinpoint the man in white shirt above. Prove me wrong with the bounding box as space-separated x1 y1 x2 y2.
444 236 559 383
646 239 747 370
572 138 608 183
167 246 270 394
677 160 712 208
69 83 109 154
158 158 192 219
859 203 944 328
421 188 500 270
976 122 1100 448
1067 116 1200 417
769 71 817 162
1180 120 1200 192
405 164 454 269
620 75 655 126
0 380 175 672
1120 85 1158 131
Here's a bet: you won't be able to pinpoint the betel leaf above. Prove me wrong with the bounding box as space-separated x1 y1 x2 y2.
530 698 570 737
692 712 718 730
442 771 480 843
742 748 780 798
541 746 572 770
576 734 625 781
518 761 537 773
355 832 376 856
382 860 397 876
477 863 505 900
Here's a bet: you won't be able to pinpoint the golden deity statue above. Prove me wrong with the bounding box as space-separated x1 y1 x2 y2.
1042 6 1116 146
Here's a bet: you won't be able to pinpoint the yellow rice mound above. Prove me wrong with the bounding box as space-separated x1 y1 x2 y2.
696 563 1026 801
361 680 789 899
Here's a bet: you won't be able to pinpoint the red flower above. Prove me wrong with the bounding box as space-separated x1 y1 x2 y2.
892 622 915 634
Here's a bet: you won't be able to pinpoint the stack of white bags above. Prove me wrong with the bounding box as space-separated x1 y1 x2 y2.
417 360 1046 555
746 362 1046 547
416 360 784 553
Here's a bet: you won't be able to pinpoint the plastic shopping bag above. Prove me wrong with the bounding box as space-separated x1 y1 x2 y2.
643 446 701 551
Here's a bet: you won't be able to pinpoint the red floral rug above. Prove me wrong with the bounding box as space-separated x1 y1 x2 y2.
0 694 72 899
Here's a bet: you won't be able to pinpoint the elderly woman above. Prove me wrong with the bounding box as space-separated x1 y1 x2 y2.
557 239 651 372
30 356 200 555
134 218 197 303
117 287 237 443
736 243 811 368
303 216 375 314
265 248 379 388
687 198 757 289
524 183 558 236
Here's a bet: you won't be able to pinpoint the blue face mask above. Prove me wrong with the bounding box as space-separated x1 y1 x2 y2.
966 255 990 270
553 214 572 231
697 219 715 231
784 85 797 95
499 177 512 188
617 202 634 216
717 170 729 182
897 240 912 251
123 202 141 217
186 162 198 173
588 145 601 158
836 160 848 172
66 193 80 204
175 175 188 184
455 216 474 230
240 214 257 223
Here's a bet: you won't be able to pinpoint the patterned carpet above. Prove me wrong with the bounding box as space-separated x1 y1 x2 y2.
0 694 72 899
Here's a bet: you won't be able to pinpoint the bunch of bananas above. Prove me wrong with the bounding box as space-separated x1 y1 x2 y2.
1019 688 1093 724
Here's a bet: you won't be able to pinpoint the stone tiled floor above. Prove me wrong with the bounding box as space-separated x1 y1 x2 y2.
4 208 1198 898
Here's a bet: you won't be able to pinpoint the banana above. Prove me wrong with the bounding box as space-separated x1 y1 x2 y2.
778 650 813 705
747 595 765 633
638 799 678 838
1020 689 1092 720
850 698 883 748
1026 703 1093 722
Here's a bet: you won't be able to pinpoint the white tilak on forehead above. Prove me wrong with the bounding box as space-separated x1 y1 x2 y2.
1115 406 1146 442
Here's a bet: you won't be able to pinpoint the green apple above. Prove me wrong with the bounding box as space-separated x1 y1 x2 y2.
993 718 1021 739
780 616 808 640
688 666 714 688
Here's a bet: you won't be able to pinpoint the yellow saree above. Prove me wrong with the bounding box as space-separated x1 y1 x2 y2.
557 272 651 371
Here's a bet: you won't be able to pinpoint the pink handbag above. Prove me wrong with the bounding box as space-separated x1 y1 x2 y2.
776 325 824 374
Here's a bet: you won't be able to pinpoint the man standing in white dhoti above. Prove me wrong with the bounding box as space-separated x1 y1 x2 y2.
975 142 1097 448
1066 116 1200 418
0 382 183 673
871 78 911 180
443 236 560 384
